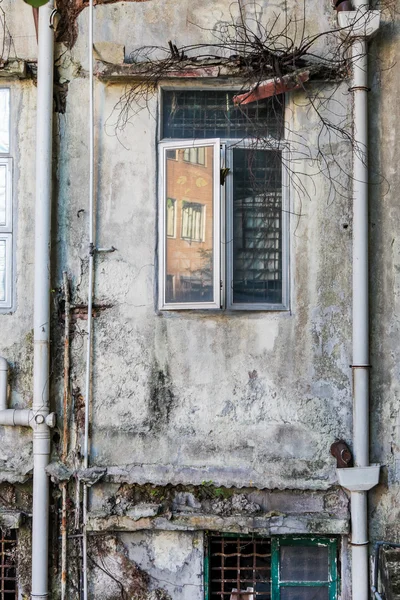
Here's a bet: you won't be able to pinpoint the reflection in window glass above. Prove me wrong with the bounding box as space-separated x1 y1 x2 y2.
0 240 6 302
0 90 10 154
281 587 329 600
280 546 329 582
166 198 176 237
183 147 205 165
181 202 204 242
232 149 282 304
0 165 6 226
165 146 214 304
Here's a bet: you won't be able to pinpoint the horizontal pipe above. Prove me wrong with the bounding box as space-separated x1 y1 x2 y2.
0 409 33 427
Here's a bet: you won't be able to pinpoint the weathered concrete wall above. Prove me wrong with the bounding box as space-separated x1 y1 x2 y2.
0 0 353 489
4 0 400 597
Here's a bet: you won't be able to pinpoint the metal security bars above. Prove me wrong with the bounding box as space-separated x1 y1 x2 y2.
162 90 283 140
209 537 272 599
0 529 17 599
206 536 338 600
230 148 282 306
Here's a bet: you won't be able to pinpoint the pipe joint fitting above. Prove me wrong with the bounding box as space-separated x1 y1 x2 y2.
45 413 56 428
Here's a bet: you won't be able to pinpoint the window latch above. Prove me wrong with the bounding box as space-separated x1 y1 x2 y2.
220 167 230 186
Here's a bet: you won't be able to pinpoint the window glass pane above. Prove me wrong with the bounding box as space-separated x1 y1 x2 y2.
0 165 6 226
280 587 329 600
163 91 283 139
165 146 214 304
0 90 10 154
232 149 282 305
280 546 329 582
0 239 6 302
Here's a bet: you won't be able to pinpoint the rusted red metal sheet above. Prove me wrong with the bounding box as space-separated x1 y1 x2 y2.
233 70 310 105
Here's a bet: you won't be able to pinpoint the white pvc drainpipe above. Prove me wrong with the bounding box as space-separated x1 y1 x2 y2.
31 3 55 598
82 0 95 598
351 27 370 600
0 3 56 599
340 2 379 600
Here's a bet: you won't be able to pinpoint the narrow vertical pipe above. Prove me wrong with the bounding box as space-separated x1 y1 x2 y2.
31 2 54 598
352 36 369 468
82 1 95 598
61 273 70 600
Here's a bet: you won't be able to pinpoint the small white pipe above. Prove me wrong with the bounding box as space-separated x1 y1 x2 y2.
83 1 95 599
31 2 54 598
0 356 8 411
0 409 33 427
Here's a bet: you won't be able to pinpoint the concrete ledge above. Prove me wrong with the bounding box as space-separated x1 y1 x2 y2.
87 512 349 535
104 463 337 491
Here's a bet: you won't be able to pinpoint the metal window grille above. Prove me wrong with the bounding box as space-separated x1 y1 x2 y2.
232 148 282 305
162 91 283 140
209 536 271 599
0 529 17 599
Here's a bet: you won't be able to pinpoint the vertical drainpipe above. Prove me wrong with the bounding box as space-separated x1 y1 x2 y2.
336 5 380 599
350 2 371 600
82 1 95 599
31 2 54 598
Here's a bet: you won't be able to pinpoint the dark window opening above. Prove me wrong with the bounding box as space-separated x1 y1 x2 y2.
0 529 17 599
232 148 282 305
209 536 271 599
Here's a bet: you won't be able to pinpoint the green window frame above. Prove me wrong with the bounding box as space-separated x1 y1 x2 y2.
205 534 338 600
272 537 338 600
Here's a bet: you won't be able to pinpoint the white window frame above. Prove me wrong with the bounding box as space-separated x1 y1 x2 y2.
159 139 221 310
225 140 289 311
0 88 12 311
0 234 12 309
0 158 12 232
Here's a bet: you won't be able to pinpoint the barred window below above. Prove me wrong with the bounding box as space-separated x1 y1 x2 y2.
207 536 338 600
0 528 17 599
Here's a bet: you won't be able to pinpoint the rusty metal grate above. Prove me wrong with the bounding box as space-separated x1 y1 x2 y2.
0 529 17 599
210 536 271 599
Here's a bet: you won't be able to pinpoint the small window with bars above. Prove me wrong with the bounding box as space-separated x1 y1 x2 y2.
0 529 17 599
159 90 288 311
206 536 338 600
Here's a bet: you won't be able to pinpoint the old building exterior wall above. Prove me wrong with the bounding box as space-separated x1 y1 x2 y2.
0 0 399 598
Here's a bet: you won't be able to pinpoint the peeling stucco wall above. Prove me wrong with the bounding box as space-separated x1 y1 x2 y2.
1 0 400 596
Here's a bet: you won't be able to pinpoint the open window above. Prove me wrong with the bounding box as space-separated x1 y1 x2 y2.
159 90 288 311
